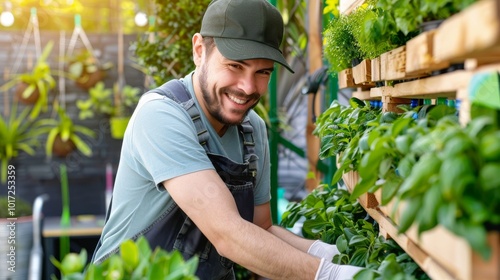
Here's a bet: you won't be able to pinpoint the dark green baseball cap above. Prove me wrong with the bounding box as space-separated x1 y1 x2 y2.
201 0 294 73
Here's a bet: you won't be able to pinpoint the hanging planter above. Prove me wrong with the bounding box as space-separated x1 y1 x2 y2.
2 42 56 120
15 82 40 105
52 134 76 157
37 107 96 159
67 49 113 91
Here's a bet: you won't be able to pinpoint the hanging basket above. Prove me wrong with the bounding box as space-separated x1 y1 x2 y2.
52 135 76 157
15 82 40 105
75 69 105 90
110 116 130 139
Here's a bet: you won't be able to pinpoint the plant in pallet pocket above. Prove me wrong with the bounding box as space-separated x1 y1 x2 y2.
395 114 500 260
313 97 380 180
51 236 199 279
323 12 363 72
281 186 429 279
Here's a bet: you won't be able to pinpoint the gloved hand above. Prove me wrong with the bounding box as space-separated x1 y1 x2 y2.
308 240 341 262
315 258 363 280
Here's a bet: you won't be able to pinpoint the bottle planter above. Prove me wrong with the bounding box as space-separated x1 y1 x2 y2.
110 116 130 139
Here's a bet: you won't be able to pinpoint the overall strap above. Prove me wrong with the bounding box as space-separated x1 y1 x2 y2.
148 80 210 149
239 118 257 179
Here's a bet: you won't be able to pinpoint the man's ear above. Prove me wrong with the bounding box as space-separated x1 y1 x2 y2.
192 33 204 67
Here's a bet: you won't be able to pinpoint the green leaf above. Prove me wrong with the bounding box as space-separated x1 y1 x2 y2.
350 248 368 266
398 196 423 233
120 239 139 272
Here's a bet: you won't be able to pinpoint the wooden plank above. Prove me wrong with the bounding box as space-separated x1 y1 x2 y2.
352 88 375 100
379 46 424 81
352 59 372 85
371 56 382 82
434 0 500 63
338 68 355 89
341 170 378 208
406 30 450 75
365 207 456 280
392 70 471 98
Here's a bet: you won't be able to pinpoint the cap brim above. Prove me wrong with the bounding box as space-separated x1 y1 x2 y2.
214 37 294 73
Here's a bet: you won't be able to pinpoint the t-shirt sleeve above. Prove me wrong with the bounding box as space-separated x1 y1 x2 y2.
128 97 214 191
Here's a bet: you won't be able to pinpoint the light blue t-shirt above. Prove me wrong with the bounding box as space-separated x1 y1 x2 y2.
93 72 271 261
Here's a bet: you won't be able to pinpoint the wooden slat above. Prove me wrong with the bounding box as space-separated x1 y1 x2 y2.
352 88 373 100
434 0 500 63
392 70 471 98
338 68 355 89
352 59 373 85
406 30 450 75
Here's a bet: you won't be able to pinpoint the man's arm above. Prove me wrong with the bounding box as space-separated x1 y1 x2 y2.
253 202 316 253
163 169 320 279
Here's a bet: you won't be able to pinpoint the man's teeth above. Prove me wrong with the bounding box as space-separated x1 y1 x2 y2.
229 95 247 105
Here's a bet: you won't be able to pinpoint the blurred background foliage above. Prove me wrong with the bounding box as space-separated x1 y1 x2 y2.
0 0 153 34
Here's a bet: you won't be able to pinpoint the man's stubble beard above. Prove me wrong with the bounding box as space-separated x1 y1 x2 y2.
198 63 259 126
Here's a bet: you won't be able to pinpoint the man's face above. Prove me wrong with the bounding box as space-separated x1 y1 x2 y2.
197 45 275 128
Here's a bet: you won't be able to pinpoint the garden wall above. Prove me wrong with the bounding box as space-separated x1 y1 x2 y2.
0 30 147 217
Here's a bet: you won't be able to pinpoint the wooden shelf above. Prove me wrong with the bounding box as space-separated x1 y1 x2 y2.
339 177 500 280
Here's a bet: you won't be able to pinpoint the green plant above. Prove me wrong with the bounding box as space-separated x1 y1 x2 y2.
37 107 95 159
394 115 500 260
352 2 416 59
51 236 199 280
0 42 56 120
281 186 428 279
76 82 141 120
323 13 363 72
378 0 476 36
66 49 113 90
132 0 211 87
0 196 32 218
0 105 48 184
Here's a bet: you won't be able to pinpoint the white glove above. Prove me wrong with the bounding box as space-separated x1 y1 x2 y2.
315 258 363 280
308 240 341 262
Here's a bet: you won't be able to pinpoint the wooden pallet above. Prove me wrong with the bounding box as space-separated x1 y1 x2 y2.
372 189 500 280
338 68 355 89
434 0 500 63
406 30 450 75
352 59 374 85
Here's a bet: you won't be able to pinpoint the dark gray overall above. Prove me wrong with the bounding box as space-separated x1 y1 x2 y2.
92 80 258 280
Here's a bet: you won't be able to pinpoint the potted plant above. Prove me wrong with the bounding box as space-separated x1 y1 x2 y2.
0 41 56 120
0 104 49 184
66 49 113 90
37 107 96 158
76 82 141 139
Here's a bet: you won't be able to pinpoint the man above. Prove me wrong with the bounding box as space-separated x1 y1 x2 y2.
92 0 362 279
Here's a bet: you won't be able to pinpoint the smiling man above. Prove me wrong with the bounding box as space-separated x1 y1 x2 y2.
91 0 362 279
